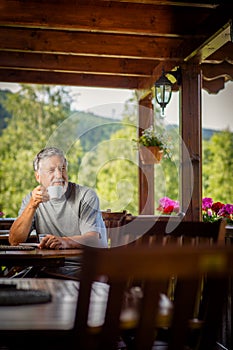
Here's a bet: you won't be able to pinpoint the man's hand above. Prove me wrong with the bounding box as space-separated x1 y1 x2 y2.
31 185 50 208
38 232 104 250
38 234 68 249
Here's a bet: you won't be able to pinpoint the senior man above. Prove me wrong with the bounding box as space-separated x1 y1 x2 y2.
9 147 107 279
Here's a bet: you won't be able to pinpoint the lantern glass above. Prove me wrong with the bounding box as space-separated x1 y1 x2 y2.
155 84 172 106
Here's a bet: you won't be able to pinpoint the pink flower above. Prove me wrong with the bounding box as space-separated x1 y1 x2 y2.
218 204 233 217
202 197 213 211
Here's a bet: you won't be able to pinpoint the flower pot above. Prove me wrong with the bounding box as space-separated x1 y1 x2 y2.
139 146 163 165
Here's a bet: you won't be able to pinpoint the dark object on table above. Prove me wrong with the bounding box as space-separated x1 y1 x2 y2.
0 288 52 305
0 245 35 251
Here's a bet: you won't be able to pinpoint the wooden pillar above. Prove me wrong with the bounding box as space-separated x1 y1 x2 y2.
138 92 154 214
180 64 202 221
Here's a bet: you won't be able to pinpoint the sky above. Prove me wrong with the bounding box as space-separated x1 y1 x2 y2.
0 81 232 131
164 81 233 131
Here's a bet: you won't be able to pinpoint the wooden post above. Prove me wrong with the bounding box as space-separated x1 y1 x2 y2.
180 64 202 221
138 92 154 214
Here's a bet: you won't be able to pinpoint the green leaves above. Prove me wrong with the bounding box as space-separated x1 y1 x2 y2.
0 84 77 216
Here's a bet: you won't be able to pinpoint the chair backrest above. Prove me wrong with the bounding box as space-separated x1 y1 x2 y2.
121 217 226 247
74 245 233 350
0 218 15 245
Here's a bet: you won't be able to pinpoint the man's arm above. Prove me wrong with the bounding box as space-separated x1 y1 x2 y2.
9 185 49 245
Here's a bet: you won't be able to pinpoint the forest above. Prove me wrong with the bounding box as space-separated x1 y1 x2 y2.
0 85 232 217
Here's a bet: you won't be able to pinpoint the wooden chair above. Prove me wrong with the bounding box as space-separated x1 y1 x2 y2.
74 244 233 350
0 218 15 245
102 209 128 247
121 217 226 247
122 218 227 321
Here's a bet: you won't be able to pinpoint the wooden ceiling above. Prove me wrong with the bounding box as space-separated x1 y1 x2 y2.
0 0 232 93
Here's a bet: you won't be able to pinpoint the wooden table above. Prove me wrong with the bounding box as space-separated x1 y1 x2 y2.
0 248 82 267
0 248 82 266
0 277 79 348
0 277 108 349
0 247 83 278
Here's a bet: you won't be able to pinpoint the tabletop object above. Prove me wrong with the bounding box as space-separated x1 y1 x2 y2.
0 244 36 251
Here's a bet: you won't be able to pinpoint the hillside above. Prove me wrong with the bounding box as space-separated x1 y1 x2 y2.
70 110 123 152
0 88 123 151
202 128 220 140
0 88 223 145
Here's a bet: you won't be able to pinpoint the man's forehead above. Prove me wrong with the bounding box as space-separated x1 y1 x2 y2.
40 155 65 167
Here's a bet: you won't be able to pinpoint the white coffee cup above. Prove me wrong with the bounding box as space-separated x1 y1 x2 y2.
47 185 64 199
38 234 47 243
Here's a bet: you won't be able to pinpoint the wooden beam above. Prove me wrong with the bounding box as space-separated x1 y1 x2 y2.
0 27 199 60
0 51 157 77
203 42 233 63
138 93 154 214
0 0 213 36
202 77 225 94
99 0 219 8
201 61 233 80
185 20 232 63
138 61 181 89
180 64 202 221
0 68 140 89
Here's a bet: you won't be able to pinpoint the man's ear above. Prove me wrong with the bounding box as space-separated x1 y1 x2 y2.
35 171 40 184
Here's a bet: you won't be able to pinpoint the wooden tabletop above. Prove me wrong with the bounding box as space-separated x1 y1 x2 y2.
0 248 83 267
0 278 79 330
0 278 109 331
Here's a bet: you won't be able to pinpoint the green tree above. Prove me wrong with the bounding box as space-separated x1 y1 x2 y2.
77 113 138 214
78 94 180 215
0 90 12 133
0 84 82 217
203 129 233 203
95 123 138 214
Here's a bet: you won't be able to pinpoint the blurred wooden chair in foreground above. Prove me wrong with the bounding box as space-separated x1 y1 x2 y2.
1 245 232 350
123 218 227 326
75 244 233 350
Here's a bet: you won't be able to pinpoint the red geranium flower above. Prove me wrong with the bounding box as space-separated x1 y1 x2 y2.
211 201 224 214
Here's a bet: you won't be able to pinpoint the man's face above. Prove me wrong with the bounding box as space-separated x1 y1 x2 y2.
35 155 68 189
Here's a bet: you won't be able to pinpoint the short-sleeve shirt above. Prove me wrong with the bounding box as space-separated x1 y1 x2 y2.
19 182 107 248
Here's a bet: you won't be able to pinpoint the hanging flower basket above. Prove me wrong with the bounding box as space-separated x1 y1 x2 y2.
139 145 163 165
132 126 171 164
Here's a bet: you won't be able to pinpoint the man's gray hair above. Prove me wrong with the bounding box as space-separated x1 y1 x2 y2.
33 147 67 171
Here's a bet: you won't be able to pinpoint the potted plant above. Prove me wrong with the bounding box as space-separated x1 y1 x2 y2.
133 126 171 164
